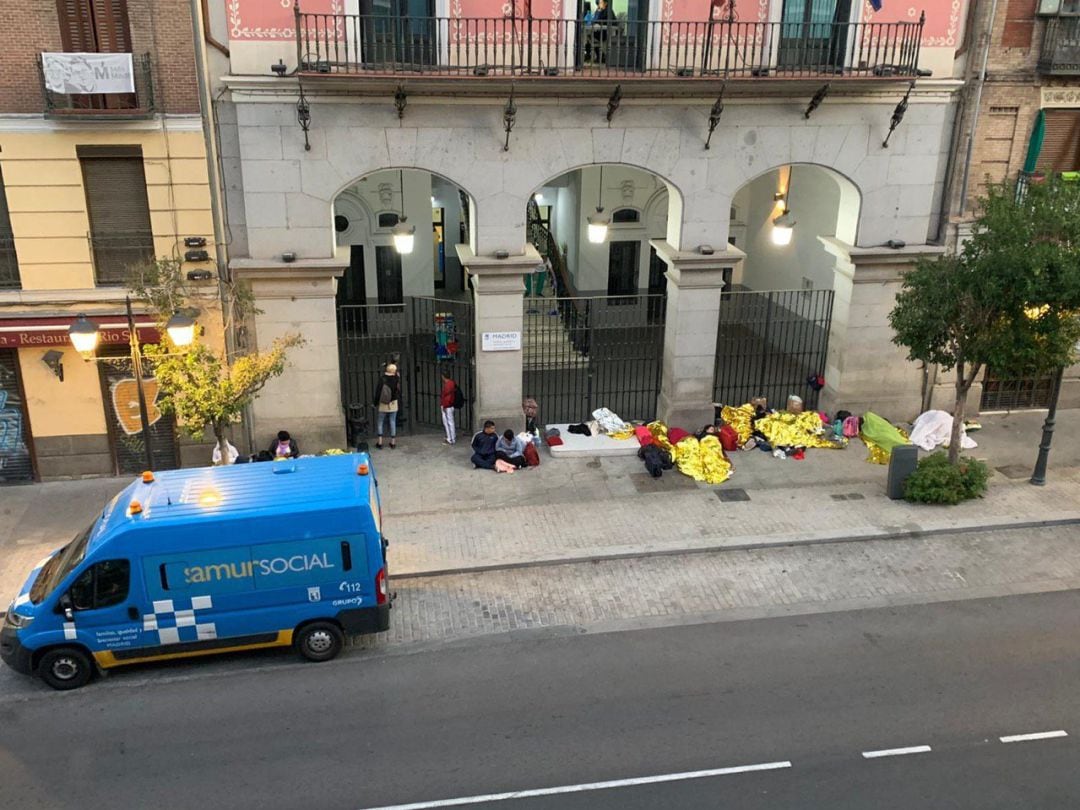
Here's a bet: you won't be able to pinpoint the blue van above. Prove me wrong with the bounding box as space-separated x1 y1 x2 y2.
1 453 390 690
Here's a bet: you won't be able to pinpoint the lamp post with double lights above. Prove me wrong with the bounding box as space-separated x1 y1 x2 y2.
69 297 196 472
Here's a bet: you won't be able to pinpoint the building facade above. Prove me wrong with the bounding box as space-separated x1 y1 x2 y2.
206 0 970 451
0 0 223 481
942 0 1080 411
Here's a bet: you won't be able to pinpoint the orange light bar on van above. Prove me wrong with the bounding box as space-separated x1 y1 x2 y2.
357 463 369 476
198 490 221 507
141 471 155 484
128 500 143 516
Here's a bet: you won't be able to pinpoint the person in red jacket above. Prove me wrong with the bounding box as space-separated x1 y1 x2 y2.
440 370 458 445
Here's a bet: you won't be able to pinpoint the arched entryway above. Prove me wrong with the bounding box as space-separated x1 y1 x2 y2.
715 163 861 411
332 169 477 439
522 163 681 424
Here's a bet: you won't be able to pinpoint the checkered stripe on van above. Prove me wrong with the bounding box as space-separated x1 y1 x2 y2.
142 595 216 646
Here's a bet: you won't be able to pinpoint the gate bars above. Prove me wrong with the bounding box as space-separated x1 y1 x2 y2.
337 296 474 441
713 288 834 411
523 294 666 425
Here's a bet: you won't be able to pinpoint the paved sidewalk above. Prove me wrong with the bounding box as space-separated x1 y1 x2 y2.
1 408 1077 606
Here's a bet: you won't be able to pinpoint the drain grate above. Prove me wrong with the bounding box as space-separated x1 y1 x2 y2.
830 493 867 501
996 465 1030 480
717 488 751 502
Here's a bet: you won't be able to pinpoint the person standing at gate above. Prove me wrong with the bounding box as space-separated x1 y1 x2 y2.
372 363 402 449
439 369 458 445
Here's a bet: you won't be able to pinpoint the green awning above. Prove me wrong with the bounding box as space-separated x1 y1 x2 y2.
1023 109 1046 174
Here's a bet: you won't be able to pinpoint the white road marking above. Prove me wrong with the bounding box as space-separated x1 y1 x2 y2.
861 745 932 759
1000 730 1068 743
355 761 794 810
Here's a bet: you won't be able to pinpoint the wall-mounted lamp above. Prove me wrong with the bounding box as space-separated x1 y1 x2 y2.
42 349 64 381
587 165 610 244
771 170 796 246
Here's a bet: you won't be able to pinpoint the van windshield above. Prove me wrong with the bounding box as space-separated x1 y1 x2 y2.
29 525 93 604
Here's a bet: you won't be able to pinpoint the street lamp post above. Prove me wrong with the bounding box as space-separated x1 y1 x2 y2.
69 299 196 474
1030 365 1065 486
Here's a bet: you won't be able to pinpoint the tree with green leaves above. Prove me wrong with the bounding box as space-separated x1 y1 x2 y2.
129 259 303 464
890 178 1080 464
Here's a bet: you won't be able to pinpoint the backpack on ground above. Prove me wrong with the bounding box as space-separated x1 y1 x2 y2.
452 383 465 409
842 415 860 438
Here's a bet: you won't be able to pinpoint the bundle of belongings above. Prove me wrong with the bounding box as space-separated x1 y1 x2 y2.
566 408 635 440
638 422 733 485
856 412 911 464
908 409 977 452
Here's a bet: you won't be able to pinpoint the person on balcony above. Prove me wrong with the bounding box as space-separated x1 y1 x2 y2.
592 0 613 64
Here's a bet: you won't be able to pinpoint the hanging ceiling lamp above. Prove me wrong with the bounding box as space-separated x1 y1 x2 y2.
771 167 796 247
587 165 610 244
393 169 415 254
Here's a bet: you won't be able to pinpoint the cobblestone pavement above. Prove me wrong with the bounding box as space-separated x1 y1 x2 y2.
388 470 1080 575
352 525 1080 652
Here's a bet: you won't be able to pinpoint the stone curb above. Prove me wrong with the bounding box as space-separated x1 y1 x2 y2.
391 515 1080 580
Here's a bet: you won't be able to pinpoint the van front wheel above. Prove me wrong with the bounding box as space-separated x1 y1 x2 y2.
295 622 344 662
38 647 93 690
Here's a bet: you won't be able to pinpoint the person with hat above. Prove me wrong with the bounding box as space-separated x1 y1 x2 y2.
372 363 402 449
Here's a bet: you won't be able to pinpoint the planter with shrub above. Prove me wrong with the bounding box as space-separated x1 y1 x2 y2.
903 452 990 505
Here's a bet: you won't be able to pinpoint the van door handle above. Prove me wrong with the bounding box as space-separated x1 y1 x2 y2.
127 606 139 621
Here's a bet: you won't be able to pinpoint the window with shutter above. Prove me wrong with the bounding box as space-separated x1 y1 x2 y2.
78 146 154 286
56 0 132 52
0 167 19 289
1038 109 1080 173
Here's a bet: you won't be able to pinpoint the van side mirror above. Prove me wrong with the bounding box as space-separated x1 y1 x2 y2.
56 593 73 616
64 607 74 622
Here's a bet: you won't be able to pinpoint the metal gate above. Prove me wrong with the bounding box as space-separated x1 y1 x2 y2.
713 288 834 410
523 294 666 425
0 348 35 482
99 353 180 475
337 296 474 439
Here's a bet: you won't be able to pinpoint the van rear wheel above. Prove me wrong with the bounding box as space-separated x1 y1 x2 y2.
295 622 344 662
38 647 93 690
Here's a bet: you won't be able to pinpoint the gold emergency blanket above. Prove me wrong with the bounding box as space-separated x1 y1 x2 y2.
754 411 845 450
608 426 636 440
721 404 755 445
646 422 733 485
861 428 912 464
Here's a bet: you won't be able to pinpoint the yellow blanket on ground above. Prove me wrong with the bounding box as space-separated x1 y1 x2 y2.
646 422 733 485
754 411 846 450
721 404 755 445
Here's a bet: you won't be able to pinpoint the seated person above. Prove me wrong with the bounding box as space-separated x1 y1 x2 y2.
269 430 299 459
471 420 498 470
495 429 527 469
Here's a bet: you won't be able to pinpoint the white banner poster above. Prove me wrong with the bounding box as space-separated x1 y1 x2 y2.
41 52 135 95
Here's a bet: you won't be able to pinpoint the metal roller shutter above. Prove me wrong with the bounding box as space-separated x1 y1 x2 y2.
0 349 35 483
78 147 154 285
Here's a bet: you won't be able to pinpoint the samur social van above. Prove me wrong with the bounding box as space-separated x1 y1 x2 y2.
0 453 390 690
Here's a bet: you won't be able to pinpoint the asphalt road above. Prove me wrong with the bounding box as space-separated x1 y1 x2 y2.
2 591 1079 810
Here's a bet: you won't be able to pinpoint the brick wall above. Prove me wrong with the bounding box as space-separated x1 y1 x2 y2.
0 0 199 115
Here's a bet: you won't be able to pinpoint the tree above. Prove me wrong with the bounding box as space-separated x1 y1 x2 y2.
129 259 303 464
890 178 1080 464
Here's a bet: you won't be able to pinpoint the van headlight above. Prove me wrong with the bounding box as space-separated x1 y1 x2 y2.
3 611 33 630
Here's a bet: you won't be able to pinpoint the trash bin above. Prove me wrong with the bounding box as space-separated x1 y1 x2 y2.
887 445 919 500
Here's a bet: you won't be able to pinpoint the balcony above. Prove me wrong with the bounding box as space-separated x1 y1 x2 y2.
38 52 156 119
296 12 925 83
0 236 19 290
88 231 155 286
1039 16 1080 74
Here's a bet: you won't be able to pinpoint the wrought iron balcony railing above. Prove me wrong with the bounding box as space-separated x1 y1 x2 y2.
0 236 19 290
88 231 155 286
38 52 156 118
1039 16 1080 74
296 12 924 80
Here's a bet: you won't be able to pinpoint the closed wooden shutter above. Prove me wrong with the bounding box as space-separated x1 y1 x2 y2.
56 0 97 51
1038 109 1080 173
78 146 154 285
55 0 131 52
90 0 132 52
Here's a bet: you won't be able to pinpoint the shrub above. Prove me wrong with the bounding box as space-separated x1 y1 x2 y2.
904 452 990 505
